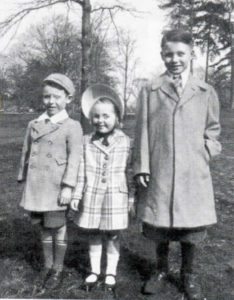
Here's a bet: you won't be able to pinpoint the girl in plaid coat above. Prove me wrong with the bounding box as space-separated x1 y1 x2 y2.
70 84 135 292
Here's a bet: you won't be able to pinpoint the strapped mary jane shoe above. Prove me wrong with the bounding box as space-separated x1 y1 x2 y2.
84 272 100 292
104 274 116 292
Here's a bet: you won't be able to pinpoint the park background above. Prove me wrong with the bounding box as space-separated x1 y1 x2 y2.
0 0 234 299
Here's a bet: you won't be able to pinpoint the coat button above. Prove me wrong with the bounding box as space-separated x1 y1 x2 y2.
47 153 52 158
48 140 53 145
101 178 106 183
104 155 109 160
103 163 107 168
102 172 106 176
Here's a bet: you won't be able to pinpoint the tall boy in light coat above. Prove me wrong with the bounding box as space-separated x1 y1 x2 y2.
133 30 221 300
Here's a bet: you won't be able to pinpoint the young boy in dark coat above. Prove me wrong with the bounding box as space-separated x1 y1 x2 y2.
133 30 221 300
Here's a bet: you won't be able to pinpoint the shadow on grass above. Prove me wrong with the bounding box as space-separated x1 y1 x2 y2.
0 217 90 275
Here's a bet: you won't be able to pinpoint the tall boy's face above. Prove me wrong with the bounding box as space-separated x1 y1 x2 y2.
161 41 192 75
42 85 71 116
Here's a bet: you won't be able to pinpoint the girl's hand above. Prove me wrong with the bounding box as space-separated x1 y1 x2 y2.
59 186 72 205
70 199 80 211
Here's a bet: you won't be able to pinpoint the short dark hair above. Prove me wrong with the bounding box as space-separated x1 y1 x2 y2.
161 29 193 48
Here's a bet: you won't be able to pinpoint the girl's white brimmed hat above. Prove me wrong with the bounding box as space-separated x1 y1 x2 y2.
81 84 124 119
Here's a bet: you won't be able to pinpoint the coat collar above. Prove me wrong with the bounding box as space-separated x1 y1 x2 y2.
90 129 125 154
37 109 69 124
31 117 68 140
151 72 208 106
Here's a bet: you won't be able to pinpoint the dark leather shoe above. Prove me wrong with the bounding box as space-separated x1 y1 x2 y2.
44 269 63 290
36 267 52 288
182 273 203 300
141 271 167 295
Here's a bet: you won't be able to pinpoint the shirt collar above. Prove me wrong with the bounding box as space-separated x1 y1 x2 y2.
37 109 69 124
168 67 190 89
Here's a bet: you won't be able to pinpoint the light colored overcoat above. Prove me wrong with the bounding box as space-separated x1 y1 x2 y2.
18 117 83 212
133 73 221 228
72 129 133 230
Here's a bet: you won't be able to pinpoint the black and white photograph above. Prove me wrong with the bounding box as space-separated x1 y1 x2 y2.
0 0 233 299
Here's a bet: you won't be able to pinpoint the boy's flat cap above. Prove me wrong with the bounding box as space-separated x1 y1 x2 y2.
43 73 75 96
81 84 124 119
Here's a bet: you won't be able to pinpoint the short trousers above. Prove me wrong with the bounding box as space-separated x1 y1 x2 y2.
30 211 67 228
142 222 207 245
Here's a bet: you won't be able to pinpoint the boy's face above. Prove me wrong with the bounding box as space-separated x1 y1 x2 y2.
42 85 71 117
161 41 192 75
91 102 117 134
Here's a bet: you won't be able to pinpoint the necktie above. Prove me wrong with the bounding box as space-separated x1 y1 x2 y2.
173 74 183 97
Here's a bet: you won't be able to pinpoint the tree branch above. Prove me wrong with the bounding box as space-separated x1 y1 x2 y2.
71 0 83 5
0 0 68 35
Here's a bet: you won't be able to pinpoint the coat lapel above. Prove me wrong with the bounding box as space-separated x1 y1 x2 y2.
160 79 180 103
178 75 199 108
31 120 60 140
152 73 180 103
91 130 124 154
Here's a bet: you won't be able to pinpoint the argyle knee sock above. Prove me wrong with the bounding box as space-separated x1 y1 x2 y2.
41 239 53 269
53 225 67 272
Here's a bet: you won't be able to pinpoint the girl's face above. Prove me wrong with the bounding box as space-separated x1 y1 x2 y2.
91 101 118 134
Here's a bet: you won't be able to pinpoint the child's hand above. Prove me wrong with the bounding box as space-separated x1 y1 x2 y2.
59 186 72 205
136 174 150 187
70 199 80 211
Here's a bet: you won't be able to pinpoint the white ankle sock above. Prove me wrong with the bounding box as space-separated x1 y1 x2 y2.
89 246 102 275
106 253 119 277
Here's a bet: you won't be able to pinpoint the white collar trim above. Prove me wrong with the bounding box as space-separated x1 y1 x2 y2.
37 109 69 124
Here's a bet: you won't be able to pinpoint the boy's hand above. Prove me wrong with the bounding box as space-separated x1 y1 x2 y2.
59 186 72 205
136 174 150 187
70 199 80 211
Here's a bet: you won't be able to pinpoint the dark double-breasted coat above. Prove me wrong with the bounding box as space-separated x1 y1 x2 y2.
133 73 221 228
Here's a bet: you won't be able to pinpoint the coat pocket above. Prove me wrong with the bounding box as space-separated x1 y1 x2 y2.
55 157 67 166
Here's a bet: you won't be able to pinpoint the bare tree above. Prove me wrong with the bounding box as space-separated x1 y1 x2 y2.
0 0 139 131
114 30 139 116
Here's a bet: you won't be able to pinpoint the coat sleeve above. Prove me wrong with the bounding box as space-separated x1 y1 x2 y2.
204 86 222 158
72 140 85 200
126 138 136 200
132 85 150 176
62 121 83 187
17 122 32 182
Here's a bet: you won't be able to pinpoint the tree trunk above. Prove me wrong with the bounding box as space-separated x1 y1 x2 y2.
81 0 92 133
123 54 128 116
231 10 234 108
205 22 211 82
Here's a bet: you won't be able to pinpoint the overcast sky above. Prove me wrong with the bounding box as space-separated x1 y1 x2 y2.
0 0 205 78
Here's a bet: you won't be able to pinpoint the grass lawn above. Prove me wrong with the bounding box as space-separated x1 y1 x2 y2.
0 112 233 299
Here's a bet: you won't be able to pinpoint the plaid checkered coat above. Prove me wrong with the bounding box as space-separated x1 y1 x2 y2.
72 129 133 230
